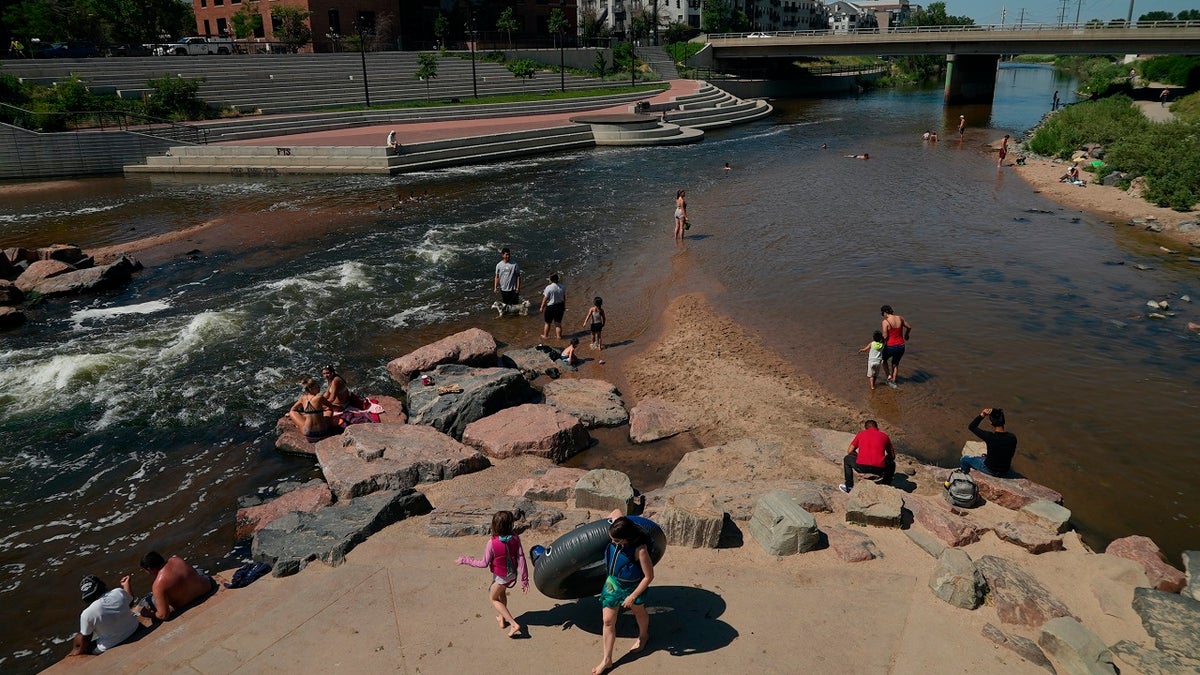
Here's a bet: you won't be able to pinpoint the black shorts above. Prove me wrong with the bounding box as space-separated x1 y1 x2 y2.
500 289 520 305
545 303 565 324
883 344 905 365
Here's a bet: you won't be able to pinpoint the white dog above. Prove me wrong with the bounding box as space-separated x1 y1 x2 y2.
491 299 530 317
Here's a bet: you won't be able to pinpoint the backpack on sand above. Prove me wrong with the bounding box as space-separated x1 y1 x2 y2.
944 470 981 508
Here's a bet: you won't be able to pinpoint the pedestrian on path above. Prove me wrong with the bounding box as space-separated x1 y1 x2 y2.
456 510 528 639
1160 89 1170 107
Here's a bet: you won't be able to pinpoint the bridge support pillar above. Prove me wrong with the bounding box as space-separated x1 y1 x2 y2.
943 54 999 105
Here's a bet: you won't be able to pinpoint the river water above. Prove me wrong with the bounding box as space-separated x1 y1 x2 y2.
2 64 1196 671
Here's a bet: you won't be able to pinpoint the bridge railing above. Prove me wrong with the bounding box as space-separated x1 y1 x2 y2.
707 20 1200 40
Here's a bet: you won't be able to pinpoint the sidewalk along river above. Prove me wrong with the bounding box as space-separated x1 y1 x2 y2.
2 64 1196 672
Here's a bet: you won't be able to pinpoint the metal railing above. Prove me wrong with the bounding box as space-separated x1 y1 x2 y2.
0 102 208 144
707 20 1200 40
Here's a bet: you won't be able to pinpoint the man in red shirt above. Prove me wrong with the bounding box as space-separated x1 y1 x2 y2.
839 420 895 493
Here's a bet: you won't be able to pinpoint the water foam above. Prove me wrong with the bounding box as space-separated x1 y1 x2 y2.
70 300 171 327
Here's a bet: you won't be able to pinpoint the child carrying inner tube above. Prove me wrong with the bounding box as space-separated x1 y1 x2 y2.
593 510 655 675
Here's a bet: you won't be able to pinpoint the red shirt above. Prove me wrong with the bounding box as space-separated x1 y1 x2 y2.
851 428 893 467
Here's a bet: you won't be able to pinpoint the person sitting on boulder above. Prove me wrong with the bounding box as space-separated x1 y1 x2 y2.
137 551 216 621
960 407 1017 477
321 364 352 411
287 377 336 439
839 419 895 494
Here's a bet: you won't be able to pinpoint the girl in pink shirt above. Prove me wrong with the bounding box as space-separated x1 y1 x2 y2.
456 510 528 638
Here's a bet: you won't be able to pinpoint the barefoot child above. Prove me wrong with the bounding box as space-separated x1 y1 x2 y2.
593 511 655 675
583 297 606 350
859 331 885 391
456 510 528 638
561 337 580 366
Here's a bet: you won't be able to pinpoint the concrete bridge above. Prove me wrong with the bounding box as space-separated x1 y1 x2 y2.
701 22 1200 104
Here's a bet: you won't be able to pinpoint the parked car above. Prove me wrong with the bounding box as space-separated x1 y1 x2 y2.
106 43 153 57
37 41 101 58
153 36 233 56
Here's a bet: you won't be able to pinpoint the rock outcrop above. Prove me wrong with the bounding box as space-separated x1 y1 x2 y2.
461 403 589 462
628 397 691 443
426 496 564 537
405 364 534 439
29 256 138 298
315 424 490 500
573 469 635 514
387 328 498 383
507 467 588 502
975 555 1074 627
14 259 75 292
236 480 333 540
541 378 628 428
252 488 432 577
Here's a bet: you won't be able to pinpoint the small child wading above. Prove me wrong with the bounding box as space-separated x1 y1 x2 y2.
583 297 606 350
859 331 885 391
456 510 528 638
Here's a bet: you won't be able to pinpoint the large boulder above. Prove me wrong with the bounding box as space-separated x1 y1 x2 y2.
982 624 1054 673
1131 587 1200 666
29 259 135 298
461 403 589 462
541 378 628 428
824 524 880 562
36 244 87 264
993 521 1065 554
1019 499 1071 534
844 481 903 528
654 491 724 548
0 279 22 304
810 427 855 465
405 364 534 440
628 397 692 443
748 490 820 556
1184 550 1200 602
975 555 1074 627
252 488 432 577
426 496 564 537
1105 535 1186 592
960 442 1062 509
645 478 831 524
236 480 334 540
573 469 635 514
1039 617 1117 675
15 259 75 292
315 423 490 500
929 548 984 609
665 438 788 485
387 328 498 383
903 495 982 547
273 395 407 457
498 347 560 380
507 467 589 502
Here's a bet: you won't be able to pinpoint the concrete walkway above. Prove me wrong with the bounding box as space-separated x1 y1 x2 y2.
225 80 702 147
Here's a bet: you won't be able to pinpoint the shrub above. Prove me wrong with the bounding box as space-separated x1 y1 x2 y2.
1027 95 1149 158
1171 91 1200 125
1080 60 1131 95
1139 55 1200 87
0 73 26 105
145 74 208 120
1103 121 1200 210
592 52 607 77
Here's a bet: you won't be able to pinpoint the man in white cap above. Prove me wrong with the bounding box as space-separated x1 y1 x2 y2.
69 574 140 656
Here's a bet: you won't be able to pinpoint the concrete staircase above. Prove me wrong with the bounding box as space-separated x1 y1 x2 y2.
638 45 681 80
666 82 773 129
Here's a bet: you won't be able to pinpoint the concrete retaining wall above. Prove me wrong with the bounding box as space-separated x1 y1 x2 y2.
0 124 175 180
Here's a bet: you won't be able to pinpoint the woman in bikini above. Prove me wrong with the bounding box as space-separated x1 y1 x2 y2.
288 377 334 438
321 365 351 411
673 189 688 240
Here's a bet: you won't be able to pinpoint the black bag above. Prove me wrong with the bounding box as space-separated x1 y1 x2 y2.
944 471 981 508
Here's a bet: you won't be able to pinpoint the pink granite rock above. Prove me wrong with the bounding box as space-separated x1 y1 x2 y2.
236 482 333 539
976 555 1075 628
542 379 628 428
970 471 1063 510
35 244 86 264
15 259 75 292
824 524 880 562
316 424 490 500
386 328 498 383
628 397 691 443
904 495 983 547
30 261 132 298
462 403 589 462
507 467 588 502
993 521 1065 554
1105 535 1185 592
273 395 407 457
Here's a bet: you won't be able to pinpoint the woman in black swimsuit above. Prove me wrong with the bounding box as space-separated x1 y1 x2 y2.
288 377 334 438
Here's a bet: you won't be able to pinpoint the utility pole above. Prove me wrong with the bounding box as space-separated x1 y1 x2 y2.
1075 0 1083 27
1000 6 1006 25
1058 0 1070 26
1019 8 1025 28
1127 0 1135 25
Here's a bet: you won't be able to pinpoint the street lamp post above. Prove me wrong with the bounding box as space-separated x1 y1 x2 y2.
468 17 478 98
357 25 371 107
558 1 566 93
326 31 340 53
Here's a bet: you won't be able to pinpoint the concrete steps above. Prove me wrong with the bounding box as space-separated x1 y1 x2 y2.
639 45 681 80
665 82 774 129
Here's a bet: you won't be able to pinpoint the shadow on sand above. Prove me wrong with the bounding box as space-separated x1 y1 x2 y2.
518 585 738 664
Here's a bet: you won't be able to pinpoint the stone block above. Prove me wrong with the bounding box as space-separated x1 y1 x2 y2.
903 495 982 547
236 480 333 540
507 467 588 502
982 623 1055 673
844 481 902 528
1105 535 1185 592
387 327 498 383
1184 550 1200 601
406 364 535 440
810 427 855 465
976 555 1074 628
573 469 635 514
1038 617 1117 675
542 378 629 428
462 403 589 462
15 259 74 292
905 529 946 558
657 492 724 548
747 490 819 556
0 306 26 331
1020 499 1071 534
929 548 984 609
1131 587 1200 665
426 496 564 537
994 521 1065 554
628 397 690 442
824 524 880 562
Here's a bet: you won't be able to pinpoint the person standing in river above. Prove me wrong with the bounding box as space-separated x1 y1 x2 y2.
957 114 965 140
997 134 1009 167
673 189 688 240
493 247 522 306
880 305 912 387
539 273 565 340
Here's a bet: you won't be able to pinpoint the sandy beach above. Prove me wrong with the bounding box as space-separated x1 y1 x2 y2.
34 93 1200 675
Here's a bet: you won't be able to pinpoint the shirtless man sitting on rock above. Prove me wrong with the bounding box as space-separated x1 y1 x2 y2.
138 551 216 621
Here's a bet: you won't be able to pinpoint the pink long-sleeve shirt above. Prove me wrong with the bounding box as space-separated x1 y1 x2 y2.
458 535 528 587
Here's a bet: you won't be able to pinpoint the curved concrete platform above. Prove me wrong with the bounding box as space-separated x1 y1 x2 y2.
569 112 705 146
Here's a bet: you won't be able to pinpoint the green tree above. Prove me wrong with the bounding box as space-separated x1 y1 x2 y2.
1138 11 1175 22
433 13 449 51
231 4 263 40
548 7 568 47
506 58 538 91
592 51 607 77
1178 10 1200 20
895 2 974 82
579 7 606 40
496 7 519 49
415 52 438 100
270 6 313 52
145 73 207 120
702 0 733 33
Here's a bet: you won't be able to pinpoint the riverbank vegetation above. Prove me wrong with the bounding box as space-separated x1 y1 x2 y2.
1028 95 1200 210
0 72 213 129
